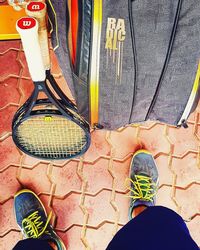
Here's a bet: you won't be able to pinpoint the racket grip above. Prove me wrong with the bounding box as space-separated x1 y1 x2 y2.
16 17 45 82
26 2 50 70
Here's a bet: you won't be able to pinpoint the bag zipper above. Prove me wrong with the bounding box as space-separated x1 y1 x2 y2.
145 0 183 120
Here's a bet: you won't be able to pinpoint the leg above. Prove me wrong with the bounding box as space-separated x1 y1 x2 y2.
106 150 199 250
13 238 54 250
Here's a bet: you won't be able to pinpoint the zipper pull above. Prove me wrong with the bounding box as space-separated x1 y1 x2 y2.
181 119 188 128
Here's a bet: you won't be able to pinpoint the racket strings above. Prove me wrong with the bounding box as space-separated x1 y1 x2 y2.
16 116 87 158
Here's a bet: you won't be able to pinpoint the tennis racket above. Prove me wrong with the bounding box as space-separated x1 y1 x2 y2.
25 1 77 111
12 16 91 160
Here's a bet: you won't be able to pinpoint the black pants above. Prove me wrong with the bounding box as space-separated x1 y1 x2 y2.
106 206 199 250
13 206 199 250
13 239 54 250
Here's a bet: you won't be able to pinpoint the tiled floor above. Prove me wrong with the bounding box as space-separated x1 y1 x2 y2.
0 40 200 250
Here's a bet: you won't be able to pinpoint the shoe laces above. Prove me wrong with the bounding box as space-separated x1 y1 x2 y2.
125 175 157 202
22 210 52 238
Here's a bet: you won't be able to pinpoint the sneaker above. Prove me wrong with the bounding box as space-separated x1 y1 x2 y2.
14 189 66 250
125 150 159 220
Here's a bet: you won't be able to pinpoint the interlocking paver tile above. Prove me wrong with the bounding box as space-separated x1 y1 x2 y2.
0 50 20 79
139 123 170 156
85 191 116 227
0 199 18 235
0 137 21 170
51 162 82 197
0 41 20 53
113 158 131 192
175 184 200 220
0 77 20 107
84 130 111 162
187 216 200 246
109 127 140 159
18 163 52 195
155 154 174 186
0 106 18 135
19 78 34 104
87 223 119 250
156 186 179 212
52 194 83 231
168 124 199 156
18 50 31 79
83 159 112 194
0 231 21 250
172 152 200 187
0 166 20 203
115 192 129 225
57 227 84 250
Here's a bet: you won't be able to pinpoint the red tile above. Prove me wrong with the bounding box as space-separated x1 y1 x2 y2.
52 194 83 231
168 124 199 156
0 137 21 170
19 78 34 104
0 231 21 250
87 223 118 250
156 186 179 212
0 199 18 235
175 184 200 220
85 190 116 226
83 159 112 194
172 152 200 187
57 227 84 250
0 41 20 53
0 50 20 79
19 50 31 79
0 77 20 108
187 216 200 246
0 166 20 203
18 163 51 195
109 127 141 159
139 123 170 156
0 106 18 135
115 192 129 225
155 154 174 186
113 158 131 192
51 162 81 197
84 130 111 163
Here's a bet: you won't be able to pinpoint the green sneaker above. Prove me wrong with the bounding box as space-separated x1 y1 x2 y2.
14 189 66 250
125 150 159 220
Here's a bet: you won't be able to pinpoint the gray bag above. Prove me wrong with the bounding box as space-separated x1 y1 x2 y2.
48 0 200 130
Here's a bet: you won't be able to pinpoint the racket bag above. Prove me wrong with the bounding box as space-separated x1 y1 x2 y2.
47 0 200 130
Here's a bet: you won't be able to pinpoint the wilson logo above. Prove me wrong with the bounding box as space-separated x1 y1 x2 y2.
23 21 31 27
105 18 126 50
27 2 45 11
30 4 40 10
17 17 36 30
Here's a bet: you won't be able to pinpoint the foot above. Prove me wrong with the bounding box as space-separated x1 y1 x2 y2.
14 189 66 250
126 150 159 220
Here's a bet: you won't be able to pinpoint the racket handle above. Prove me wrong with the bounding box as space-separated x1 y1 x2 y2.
26 1 50 70
16 17 45 82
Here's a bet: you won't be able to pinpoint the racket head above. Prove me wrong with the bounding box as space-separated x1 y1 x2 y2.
12 104 91 160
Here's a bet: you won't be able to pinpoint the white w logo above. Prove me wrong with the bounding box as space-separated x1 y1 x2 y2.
23 21 31 26
31 5 40 10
